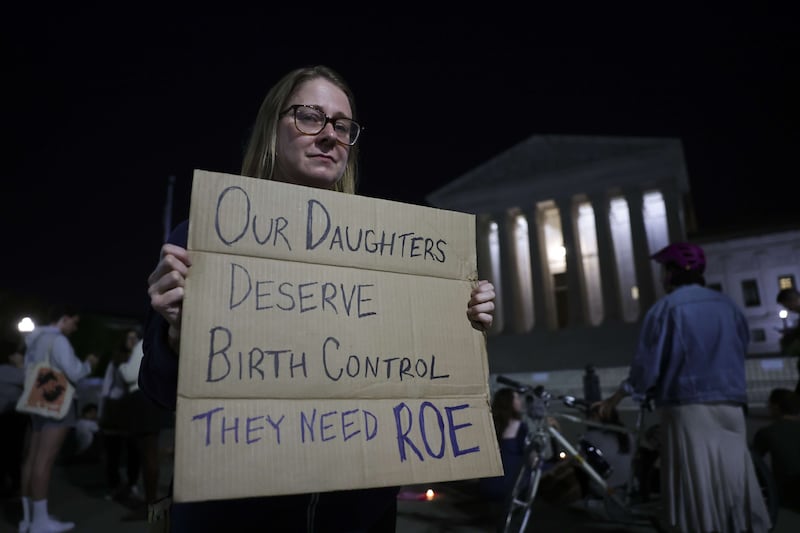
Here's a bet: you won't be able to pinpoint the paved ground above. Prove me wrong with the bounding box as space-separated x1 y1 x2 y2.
1 466 663 533
3 424 799 533
4 465 799 533
395 479 665 533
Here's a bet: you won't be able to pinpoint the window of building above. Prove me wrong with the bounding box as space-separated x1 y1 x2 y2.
751 328 767 342
741 279 761 307
778 275 796 290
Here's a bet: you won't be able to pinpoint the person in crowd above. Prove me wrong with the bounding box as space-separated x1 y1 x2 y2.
595 242 771 533
118 336 164 519
69 403 101 463
479 385 581 521
0 341 28 497
752 387 800 512
478 387 529 504
140 64 496 533
776 287 800 393
19 304 98 533
99 329 140 502
776 287 800 321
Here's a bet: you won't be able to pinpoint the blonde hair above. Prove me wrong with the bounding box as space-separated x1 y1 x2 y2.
241 65 359 194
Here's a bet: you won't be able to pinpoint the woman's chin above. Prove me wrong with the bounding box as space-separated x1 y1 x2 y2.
274 165 343 190
297 173 341 190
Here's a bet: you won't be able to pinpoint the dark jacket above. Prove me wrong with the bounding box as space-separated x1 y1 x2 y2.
139 220 398 533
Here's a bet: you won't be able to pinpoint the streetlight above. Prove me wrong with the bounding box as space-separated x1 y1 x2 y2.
779 309 788 332
17 317 35 333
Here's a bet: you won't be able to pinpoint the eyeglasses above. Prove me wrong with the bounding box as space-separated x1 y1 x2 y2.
281 104 362 146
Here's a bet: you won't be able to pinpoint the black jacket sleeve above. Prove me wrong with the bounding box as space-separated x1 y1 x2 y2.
138 220 190 411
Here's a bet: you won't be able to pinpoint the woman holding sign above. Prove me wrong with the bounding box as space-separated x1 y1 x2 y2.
141 65 496 533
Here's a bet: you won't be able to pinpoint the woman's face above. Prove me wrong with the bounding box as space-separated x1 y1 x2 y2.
60 315 80 335
126 331 139 351
274 78 352 189
512 392 523 415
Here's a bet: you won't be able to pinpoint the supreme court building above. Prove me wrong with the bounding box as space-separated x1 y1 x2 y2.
426 134 799 401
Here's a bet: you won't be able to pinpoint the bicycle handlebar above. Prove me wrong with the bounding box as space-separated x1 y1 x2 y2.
495 375 532 392
496 375 654 413
496 376 590 412
561 395 592 410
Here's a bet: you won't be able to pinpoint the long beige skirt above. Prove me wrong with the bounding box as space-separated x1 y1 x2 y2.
660 403 771 533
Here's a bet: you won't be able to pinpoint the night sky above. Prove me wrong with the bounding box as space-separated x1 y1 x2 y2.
3 6 798 321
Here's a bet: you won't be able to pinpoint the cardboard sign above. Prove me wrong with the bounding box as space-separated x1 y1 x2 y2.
174 170 502 502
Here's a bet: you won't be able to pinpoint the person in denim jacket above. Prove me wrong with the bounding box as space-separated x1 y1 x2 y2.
596 243 771 533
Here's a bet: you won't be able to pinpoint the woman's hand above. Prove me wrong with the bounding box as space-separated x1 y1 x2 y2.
467 280 496 332
147 243 192 352
591 388 626 420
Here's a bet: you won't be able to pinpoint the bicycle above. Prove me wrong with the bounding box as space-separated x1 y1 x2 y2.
497 375 662 531
495 375 781 533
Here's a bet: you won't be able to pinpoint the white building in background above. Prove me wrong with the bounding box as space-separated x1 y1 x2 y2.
426 134 798 403
701 229 800 355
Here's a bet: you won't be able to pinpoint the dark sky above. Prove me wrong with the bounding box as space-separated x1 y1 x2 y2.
3 6 798 320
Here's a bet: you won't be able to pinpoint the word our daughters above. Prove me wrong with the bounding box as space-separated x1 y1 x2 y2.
213 186 448 262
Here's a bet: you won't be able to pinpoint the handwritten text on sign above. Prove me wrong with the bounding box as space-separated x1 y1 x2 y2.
212 185 448 262
192 401 478 462
175 171 500 501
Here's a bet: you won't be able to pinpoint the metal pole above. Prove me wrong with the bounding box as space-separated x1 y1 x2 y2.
163 175 175 243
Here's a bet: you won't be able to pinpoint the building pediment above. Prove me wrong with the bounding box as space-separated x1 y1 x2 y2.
427 134 689 213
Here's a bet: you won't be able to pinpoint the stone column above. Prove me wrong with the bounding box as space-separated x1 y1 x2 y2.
494 211 514 334
475 213 506 335
660 184 686 243
589 192 622 323
625 189 657 313
475 214 493 282
502 210 535 333
525 205 549 330
557 195 586 327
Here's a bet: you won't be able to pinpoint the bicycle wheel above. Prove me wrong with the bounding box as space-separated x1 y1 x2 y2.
503 458 544 533
750 449 779 531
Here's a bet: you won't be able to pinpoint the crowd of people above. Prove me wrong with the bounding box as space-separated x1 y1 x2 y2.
1 306 171 533
2 62 798 533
